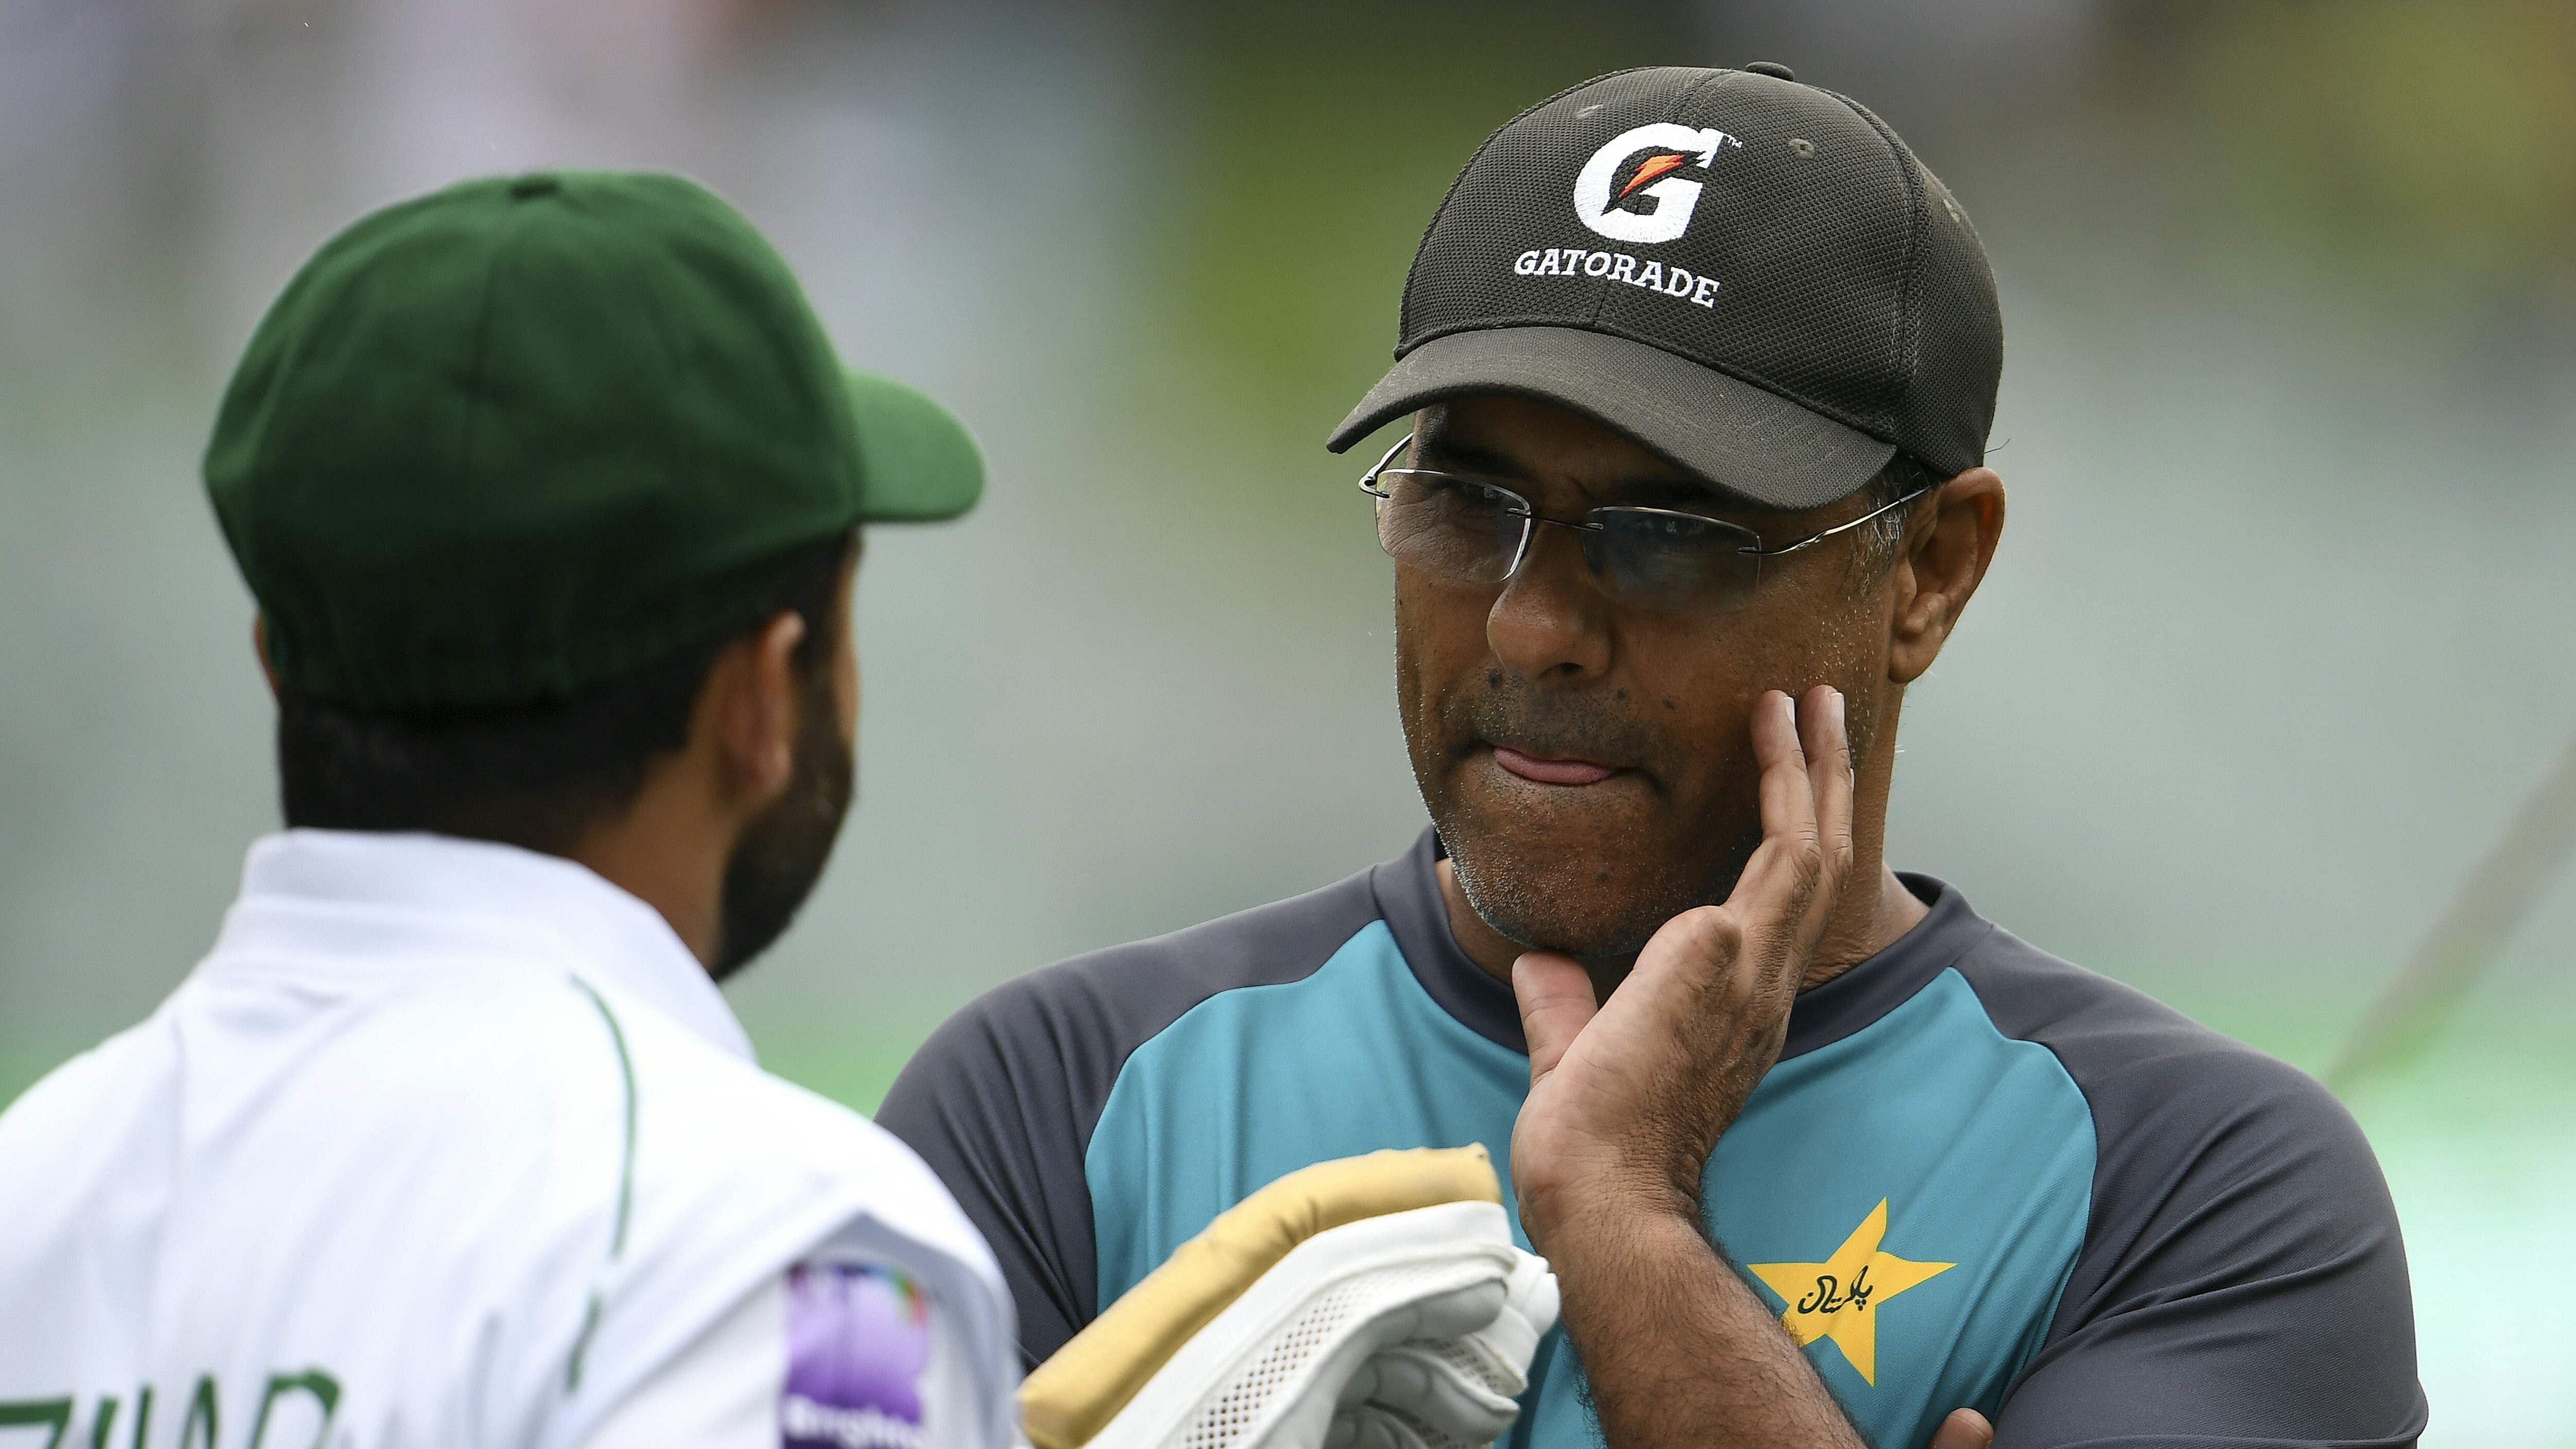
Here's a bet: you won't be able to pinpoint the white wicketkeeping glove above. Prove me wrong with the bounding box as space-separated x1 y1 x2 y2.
1019 1147 1558 1449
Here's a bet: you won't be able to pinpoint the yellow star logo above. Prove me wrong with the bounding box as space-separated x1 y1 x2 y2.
1747 1200 1954 1385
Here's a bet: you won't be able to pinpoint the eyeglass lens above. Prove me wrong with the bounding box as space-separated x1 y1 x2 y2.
1372 469 1761 612
1372 471 1527 587
1581 507 1760 612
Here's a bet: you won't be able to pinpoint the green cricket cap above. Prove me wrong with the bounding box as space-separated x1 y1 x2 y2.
205 169 982 710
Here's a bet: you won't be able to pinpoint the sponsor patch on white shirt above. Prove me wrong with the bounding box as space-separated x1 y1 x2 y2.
780 1263 935 1449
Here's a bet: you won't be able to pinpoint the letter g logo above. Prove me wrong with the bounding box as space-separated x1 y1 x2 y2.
1573 124 1737 245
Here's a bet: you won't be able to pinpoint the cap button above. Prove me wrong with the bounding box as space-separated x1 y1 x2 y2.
508 174 561 200
1741 61 1797 81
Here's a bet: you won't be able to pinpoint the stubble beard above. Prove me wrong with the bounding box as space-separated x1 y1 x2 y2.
709 671 855 983
1415 668 1887 967
1438 791 1764 962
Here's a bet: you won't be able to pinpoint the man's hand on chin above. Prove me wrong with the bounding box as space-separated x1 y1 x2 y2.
1511 685 1851 1243
1508 686 1880 1449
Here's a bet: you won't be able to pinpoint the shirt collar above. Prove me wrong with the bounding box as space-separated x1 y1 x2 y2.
1372 826 1992 1061
208 828 755 1062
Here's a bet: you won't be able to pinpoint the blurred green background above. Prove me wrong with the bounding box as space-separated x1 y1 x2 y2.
3 0 2571 1441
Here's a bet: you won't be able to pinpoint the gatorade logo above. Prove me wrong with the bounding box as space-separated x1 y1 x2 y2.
1573 124 1742 245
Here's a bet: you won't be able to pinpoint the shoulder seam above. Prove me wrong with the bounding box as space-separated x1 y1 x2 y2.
1942 965 2097 1396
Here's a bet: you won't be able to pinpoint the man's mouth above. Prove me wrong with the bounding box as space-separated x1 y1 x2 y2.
1487 744 1620 787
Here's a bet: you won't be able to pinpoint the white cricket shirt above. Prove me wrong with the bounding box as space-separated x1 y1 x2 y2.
0 830 1018 1449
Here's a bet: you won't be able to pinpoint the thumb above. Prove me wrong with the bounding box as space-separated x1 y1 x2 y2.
1927 1408 1993 1449
1512 952 1598 1086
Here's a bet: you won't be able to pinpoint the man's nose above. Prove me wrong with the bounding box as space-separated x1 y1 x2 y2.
1486 522 1613 680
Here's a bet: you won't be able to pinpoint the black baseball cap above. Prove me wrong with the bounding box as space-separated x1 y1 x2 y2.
1328 64 2002 509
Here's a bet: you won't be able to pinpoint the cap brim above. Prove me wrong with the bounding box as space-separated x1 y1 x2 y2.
1325 327 1891 510
846 370 985 522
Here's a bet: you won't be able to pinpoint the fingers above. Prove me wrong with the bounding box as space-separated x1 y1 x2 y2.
1336 1341 1521 1444
1511 953 1599 1087
1326 1405 1439 1449
1374 1276 1509 1345
1800 684 1854 872
1331 1274 1528 1448
1928 1408 1995 1449
1733 688 1850 938
1461 1251 1556 1392
1799 684 1857 946
1747 689 1817 871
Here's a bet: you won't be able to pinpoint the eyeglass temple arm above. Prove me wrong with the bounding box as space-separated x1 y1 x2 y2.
1747 482 1936 558
1357 433 1414 495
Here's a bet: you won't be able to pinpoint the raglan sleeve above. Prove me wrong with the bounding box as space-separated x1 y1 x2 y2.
540 983 1021 1449
1992 1044 2428 1449
876 971 1115 1368
577 1235 1019 1449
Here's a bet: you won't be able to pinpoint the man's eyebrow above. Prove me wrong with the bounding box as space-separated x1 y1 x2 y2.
1606 475 1734 511
1413 437 1533 480
1419 437 1733 512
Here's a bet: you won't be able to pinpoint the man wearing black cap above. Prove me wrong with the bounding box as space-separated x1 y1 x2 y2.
882 65 2427 1448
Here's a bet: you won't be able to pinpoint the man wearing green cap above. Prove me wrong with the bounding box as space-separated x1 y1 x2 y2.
0 169 1017 1448
0 172 1555 1449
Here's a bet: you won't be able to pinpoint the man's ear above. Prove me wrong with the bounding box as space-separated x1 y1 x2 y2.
252 617 280 698
1888 467 2005 686
696 611 808 812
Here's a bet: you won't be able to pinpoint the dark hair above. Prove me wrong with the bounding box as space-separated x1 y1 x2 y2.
276 531 857 854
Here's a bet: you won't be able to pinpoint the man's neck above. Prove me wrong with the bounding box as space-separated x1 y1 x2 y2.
566 786 734 973
1436 854 1927 1002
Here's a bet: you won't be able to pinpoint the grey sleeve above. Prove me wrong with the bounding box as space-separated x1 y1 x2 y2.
875 868 1386 1369
875 967 1117 1367
1965 951 2427 1448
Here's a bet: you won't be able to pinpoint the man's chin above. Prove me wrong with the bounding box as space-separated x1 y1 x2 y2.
1443 829 1698 961
1426 753 1751 957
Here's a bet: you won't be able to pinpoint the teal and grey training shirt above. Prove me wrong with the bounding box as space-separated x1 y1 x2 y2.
879 830 2426 1448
